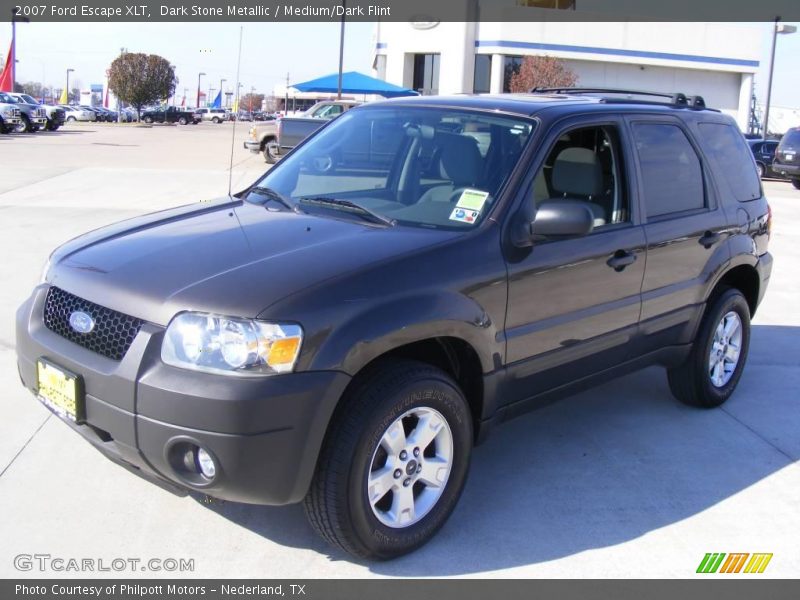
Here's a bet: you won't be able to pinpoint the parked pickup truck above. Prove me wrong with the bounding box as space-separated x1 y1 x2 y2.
0 94 22 133
244 100 360 163
11 93 65 131
141 106 202 125
0 92 47 132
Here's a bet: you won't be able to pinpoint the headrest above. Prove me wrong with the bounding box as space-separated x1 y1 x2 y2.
552 147 603 198
436 133 482 187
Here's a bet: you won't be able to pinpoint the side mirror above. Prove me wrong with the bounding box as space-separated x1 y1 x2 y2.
530 200 595 238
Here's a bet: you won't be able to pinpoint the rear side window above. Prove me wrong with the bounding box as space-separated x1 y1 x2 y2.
698 122 761 202
632 123 705 218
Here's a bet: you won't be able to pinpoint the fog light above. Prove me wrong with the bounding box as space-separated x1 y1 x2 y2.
196 448 216 479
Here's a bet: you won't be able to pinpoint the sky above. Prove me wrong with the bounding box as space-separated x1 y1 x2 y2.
2 21 799 108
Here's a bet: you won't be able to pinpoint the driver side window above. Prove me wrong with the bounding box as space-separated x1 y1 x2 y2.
531 125 629 229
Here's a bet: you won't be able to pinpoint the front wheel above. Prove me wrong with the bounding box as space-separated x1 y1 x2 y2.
143 116 153 124
15 115 32 133
667 287 750 408
792 179 800 190
178 117 188 125
756 163 766 178
304 360 472 560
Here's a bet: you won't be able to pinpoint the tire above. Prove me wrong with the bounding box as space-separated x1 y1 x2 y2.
792 179 800 190
667 287 750 408
178 117 188 125
50 124 60 131
263 140 278 164
15 115 32 133
67 116 76 122
304 360 473 560
756 163 765 178
143 116 153 124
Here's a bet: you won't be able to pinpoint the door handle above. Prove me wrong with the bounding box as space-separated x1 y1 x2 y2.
699 231 721 249
607 250 637 272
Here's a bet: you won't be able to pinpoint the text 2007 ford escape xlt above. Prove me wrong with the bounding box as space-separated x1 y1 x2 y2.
16 89 772 559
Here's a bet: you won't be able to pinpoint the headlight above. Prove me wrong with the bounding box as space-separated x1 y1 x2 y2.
162 312 303 376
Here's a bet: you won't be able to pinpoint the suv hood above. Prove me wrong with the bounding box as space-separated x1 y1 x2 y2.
48 198 455 326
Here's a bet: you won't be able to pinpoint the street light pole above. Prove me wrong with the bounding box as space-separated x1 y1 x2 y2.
337 0 346 99
196 72 206 108
763 18 797 139
10 10 30 93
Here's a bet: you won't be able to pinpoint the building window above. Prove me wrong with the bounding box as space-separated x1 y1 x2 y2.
413 53 441 96
473 55 491 94
503 56 524 92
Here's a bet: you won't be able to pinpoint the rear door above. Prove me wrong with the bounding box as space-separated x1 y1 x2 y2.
627 116 730 347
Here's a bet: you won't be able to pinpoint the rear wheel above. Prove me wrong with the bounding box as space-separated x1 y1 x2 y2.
66 116 76 122
756 163 766 178
178 117 188 125
304 360 472 560
667 287 750 408
143 116 153 124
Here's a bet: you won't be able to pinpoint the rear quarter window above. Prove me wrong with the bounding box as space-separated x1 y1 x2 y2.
698 122 761 202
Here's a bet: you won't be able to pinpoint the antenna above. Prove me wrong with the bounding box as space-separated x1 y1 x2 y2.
228 26 244 197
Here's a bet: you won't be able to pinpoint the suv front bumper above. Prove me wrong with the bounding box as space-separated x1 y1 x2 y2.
16 286 351 505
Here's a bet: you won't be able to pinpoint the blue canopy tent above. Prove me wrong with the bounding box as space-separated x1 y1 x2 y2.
292 71 418 98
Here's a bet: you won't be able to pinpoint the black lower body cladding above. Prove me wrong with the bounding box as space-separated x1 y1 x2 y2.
16 285 351 505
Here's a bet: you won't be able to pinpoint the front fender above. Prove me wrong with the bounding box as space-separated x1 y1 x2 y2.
305 291 501 376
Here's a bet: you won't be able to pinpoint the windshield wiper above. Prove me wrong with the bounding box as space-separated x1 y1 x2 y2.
247 186 298 212
298 197 395 227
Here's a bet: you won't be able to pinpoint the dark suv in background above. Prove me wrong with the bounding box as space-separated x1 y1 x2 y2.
17 89 772 560
773 126 800 189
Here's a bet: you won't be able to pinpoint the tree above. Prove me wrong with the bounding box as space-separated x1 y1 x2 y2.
240 93 265 113
108 52 177 120
19 81 44 98
508 55 578 93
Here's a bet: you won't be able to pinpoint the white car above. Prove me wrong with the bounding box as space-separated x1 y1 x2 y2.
59 105 96 122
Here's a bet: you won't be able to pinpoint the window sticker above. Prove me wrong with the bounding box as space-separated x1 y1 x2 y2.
455 189 490 212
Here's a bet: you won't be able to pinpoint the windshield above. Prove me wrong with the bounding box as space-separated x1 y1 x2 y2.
250 106 534 229
19 94 38 104
0 92 18 104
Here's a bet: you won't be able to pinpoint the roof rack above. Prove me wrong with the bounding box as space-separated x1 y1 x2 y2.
530 87 707 110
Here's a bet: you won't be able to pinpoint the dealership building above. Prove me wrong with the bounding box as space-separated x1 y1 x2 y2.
373 15 764 130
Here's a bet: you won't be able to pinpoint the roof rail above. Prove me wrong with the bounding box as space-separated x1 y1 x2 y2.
530 87 707 109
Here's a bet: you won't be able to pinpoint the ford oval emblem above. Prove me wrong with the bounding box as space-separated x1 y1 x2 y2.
69 311 95 334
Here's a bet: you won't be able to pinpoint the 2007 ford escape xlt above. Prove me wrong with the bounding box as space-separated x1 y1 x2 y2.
17 89 772 559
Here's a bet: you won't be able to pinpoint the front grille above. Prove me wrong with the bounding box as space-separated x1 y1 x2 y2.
36 108 46 118
10 108 20 118
43 287 144 361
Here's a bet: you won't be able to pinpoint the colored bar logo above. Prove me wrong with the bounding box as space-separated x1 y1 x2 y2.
696 553 773 574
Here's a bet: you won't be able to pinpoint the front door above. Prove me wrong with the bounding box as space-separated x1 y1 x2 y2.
504 117 646 400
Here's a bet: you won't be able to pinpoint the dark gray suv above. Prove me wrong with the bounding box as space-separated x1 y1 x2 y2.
16 89 772 559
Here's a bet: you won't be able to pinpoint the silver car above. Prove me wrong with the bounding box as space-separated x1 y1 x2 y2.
60 105 96 122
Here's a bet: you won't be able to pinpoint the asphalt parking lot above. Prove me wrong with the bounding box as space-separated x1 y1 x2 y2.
0 123 798 578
